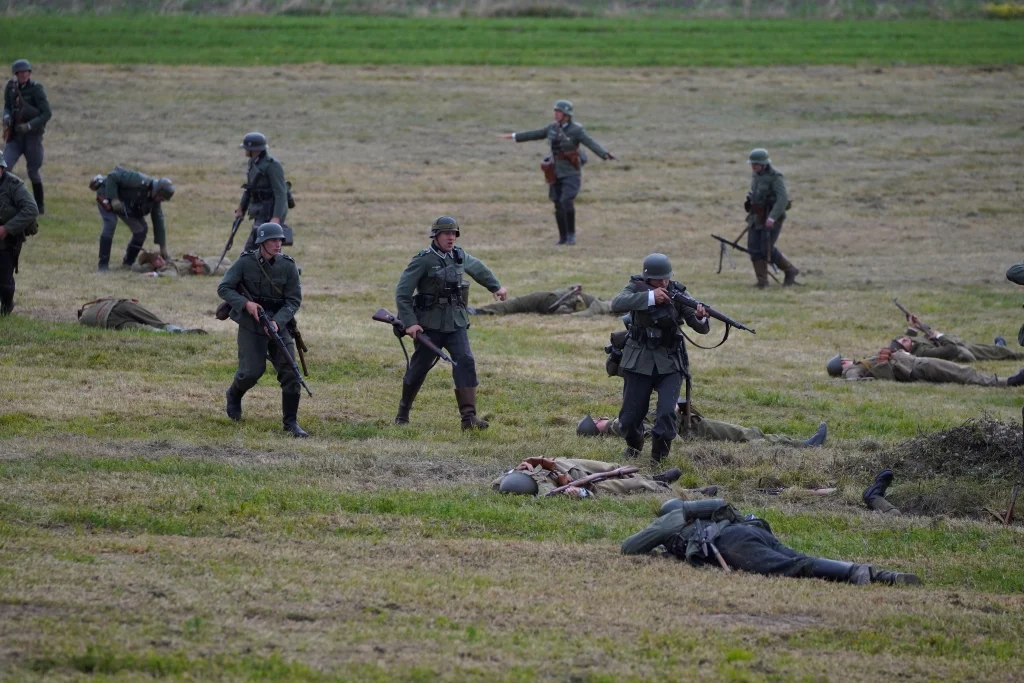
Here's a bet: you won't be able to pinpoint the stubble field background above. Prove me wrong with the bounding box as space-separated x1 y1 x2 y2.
2 29 1024 680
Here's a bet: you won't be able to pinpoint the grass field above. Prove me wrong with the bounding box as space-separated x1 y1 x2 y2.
2 55 1024 679
1 17 1023 67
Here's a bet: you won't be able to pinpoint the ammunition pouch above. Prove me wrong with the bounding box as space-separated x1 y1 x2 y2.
554 149 581 171
541 156 557 185
414 283 469 310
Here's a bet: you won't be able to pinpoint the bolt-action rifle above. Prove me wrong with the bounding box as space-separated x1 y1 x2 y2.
213 216 244 275
372 308 457 368
711 232 781 283
238 282 311 397
544 466 640 497
547 284 582 313
892 298 933 336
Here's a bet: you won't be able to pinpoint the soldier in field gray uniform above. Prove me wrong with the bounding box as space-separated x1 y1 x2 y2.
3 60 50 214
235 132 292 252
94 167 174 271
0 150 39 315
500 100 616 245
745 148 799 288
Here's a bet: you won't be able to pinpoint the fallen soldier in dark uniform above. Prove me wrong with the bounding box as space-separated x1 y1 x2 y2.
622 498 921 586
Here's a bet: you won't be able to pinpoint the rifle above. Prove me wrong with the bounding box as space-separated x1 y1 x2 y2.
757 486 837 496
3 78 20 143
712 231 780 281
547 285 582 313
892 298 933 336
238 282 312 397
371 308 457 367
214 216 244 275
543 466 639 496
667 284 756 335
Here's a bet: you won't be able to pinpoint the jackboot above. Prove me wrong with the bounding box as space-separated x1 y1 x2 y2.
565 208 576 245
554 209 568 245
862 469 900 514
652 467 682 485
282 392 309 438
455 387 488 430
225 384 244 421
1007 368 1024 387
98 236 113 271
872 568 922 586
122 243 143 267
394 377 425 425
773 250 802 286
802 422 828 447
0 287 14 316
622 430 645 459
651 437 672 464
995 336 1007 348
809 558 870 585
752 259 770 289
31 182 44 215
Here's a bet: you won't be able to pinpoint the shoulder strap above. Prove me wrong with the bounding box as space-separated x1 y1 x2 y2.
256 259 284 297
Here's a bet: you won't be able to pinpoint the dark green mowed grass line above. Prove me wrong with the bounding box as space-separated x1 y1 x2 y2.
1 18 1022 66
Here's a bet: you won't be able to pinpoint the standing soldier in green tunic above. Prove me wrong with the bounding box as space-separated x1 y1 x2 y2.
394 216 508 429
3 60 50 214
0 151 39 315
95 167 174 271
612 253 710 462
499 100 616 246
217 222 308 438
745 148 800 288
234 132 291 252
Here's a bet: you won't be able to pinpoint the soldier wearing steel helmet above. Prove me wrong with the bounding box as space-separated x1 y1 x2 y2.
499 100 616 246
745 148 800 288
3 60 50 214
611 253 710 463
217 222 308 437
492 457 682 498
95 167 174 271
235 132 292 251
0 150 39 316
393 216 508 430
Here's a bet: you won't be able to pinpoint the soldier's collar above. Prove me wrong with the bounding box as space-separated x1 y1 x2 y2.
430 245 454 259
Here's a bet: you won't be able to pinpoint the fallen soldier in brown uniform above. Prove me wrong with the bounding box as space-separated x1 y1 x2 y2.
827 348 1024 387
77 297 206 334
892 313 1024 363
493 456 688 498
469 286 613 317
131 250 231 278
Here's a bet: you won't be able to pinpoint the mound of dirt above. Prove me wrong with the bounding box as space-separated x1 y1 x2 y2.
882 417 1023 480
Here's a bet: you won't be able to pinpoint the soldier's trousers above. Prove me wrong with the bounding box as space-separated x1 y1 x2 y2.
473 291 557 315
4 135 43 183
548 174 581 214
403 328 478 389
233 326 300 395
99 206 149 259
562 459 669 495
692 418 804 446
962 342 1024 362
910 357 1005 386
746 220 784 262
716 525 820 577
618 370 683 448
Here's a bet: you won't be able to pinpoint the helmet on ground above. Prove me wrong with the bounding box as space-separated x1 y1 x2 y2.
658 498 684 517
642 253 673 280
255 222 286 245
11 60 31 74
498 472 539 496
152 177 174 200
826 354 844 377
553 100 574 117
429 215 460 238
748 148 770 165
240 132 268 151
576 414 600 437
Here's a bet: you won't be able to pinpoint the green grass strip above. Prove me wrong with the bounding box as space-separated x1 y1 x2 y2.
2 17 1022 66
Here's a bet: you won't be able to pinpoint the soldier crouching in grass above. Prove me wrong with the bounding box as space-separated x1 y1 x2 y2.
623 498 921 586
393 216 507 430
217 222 308 438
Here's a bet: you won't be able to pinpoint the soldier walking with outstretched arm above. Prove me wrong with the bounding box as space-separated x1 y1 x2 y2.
393 216 507 429
499 100 616 246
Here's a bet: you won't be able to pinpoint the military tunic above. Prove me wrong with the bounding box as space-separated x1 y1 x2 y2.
842 350 1007 387
491 458 668 497
745 165 788 262
611 278 710 452
217 249 302 395
0 169 39 313
97 167 168 268
3 78 50 185
240 152 289 250
472 288 607 316
395 243 500 390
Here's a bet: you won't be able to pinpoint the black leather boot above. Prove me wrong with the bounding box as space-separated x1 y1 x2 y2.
872 569 922 585
554 209 567 245
810 558 870 585
653 467 682 484
225 384 244 421
122 243 142 268
0 287 14 316
32 182 44 215
394 378 425 425
565 208 576 245
455 387 488 430
282 392 309 437
98 236 113 271
651 437 672 463
802 422 828 447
